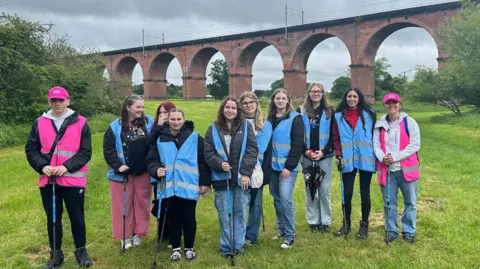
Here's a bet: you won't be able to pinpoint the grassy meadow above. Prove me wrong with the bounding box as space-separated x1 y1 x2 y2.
0 99 479 269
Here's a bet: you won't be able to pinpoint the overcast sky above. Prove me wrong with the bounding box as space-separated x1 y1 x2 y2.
1 0 452 91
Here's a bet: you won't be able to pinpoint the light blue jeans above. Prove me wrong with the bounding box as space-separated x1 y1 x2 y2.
214 186 250 254
269 170 298 241
246 186 263 242
381 170 418 236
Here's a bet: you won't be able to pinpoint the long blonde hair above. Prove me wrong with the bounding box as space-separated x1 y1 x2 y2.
303 83 333 119
267 88 295 119
239 91 264 131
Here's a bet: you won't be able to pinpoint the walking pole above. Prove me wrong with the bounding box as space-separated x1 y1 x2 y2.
152 168 166 269
122 177 127 255
385 153 391 246
262 208 266 232
52 175 57 261
225 171 235 266
337 157 347 240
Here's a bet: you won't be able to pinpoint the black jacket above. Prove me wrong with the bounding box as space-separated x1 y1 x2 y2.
25 114 92 175
269 113 304 172
146 120 210 186
103 120 151 175
204 120 258 190
296 106 334 160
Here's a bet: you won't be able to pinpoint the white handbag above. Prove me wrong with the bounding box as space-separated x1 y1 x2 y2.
250 161 264 188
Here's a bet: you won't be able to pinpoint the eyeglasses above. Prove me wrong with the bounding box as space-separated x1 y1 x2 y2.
385 100 399 105
242 100 257 106
310 90 323 94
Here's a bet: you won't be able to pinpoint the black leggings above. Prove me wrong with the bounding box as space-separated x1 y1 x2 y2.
165 196 197 249
40 185 86 250
342 169 373 225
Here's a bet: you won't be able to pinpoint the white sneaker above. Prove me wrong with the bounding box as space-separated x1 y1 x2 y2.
121 237 133 249
132 235 142 246
170 248 182 261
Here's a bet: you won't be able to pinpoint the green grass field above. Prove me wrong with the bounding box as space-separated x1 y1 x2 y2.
0 100 479 269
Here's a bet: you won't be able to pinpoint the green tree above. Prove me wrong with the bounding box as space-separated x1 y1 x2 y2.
253 89 265 98
270 78 284 92
207 59 229 99
167 83 183 97
330 76 351 99
133 83 144 95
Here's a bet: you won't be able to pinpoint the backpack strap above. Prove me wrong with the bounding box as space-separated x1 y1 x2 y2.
403 117 410 137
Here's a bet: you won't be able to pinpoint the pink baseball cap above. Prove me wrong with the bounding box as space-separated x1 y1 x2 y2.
48 86 69 100
383 92 401 103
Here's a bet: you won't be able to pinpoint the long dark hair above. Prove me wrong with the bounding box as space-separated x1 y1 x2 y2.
267 88 294 119
303 83 333 119
120 95 147 133
215 96 244 136
335 88 375 133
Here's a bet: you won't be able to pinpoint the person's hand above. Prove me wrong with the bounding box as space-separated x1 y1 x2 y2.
200 186 211 196
221 162 231 172
311 150 324 161
336 157 344 170
157 167 166 178
42 166 54 176
119 165 129 173
281 169 291 179
383 155 393 165
240 175 250 190
53 165 68 176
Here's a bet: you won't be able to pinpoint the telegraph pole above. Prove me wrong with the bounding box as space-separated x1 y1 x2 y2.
142 29 145 56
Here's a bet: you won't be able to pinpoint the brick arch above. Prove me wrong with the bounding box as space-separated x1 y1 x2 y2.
362 19 440 65
234 40 283 74
149 52 182 80
188 47 227 78
291 33 353 71
114 56 144 82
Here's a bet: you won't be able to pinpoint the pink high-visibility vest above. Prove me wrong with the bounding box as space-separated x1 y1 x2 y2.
376 119 419 186
38 116 88 188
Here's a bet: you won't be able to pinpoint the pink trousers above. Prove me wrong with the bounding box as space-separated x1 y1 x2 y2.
109 173 152 240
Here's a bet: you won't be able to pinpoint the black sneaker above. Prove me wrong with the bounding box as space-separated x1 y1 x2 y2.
310 224 319 233
403 233 415 244
44 250 64 269
334 223 351 236
356 220 369 240
74 247 92 268
280 239 295 249
320 225 331 233
384 233 398 244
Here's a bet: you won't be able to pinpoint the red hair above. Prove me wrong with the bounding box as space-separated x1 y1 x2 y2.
154 101 176 126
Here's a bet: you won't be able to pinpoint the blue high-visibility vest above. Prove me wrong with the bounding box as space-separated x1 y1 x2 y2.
210 121 248 184
300 106 332 156
270 111 300 172
334 111 376 173
157 132 200 201
256 120 272 166
106 115 154 182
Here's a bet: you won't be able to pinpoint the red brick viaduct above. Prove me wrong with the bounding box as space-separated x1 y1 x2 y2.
102 1 460 101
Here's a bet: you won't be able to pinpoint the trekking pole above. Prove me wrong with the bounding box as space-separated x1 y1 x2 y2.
225 171 235 266
52 175 57 262
385 153 391 246
122 177 127 255
262 208 266 232
152 167 165 269
337 157 347 240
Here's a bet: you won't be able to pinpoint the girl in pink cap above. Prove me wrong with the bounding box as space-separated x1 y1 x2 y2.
373 92 421 244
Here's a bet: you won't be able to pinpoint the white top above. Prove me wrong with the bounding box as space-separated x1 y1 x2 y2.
224 135 232 155
373 112 421 172
42 108 75 130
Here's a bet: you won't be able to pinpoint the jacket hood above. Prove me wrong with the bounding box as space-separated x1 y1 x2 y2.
42 108 75 120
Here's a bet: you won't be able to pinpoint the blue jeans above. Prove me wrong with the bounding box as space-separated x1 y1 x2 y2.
246 186 263 242
214 186 250 254
269 170 298 241
381 170 418 236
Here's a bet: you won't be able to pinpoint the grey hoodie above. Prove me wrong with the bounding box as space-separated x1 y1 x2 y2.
373 112 421 172
42 108 75 130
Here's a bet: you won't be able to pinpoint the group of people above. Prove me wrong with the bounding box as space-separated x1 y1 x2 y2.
25 84 421 268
